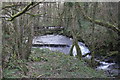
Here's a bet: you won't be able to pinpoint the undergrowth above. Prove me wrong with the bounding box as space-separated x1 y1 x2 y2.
3 48 106 78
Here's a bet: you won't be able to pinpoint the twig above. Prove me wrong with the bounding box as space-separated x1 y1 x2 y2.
7 2 34 21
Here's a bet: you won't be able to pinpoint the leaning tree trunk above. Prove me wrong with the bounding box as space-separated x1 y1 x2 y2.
77 2 120 34
91 2 98 67
117 2 120 66
24 11 34 60
68 2 82 60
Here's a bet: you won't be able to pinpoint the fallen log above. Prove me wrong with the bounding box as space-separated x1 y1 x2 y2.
32 43 70 47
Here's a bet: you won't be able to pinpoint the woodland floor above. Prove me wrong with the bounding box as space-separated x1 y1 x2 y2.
3 48 106 78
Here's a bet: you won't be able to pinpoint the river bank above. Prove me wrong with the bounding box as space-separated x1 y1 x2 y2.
29 48 107 78
32 34 119 77
3 48 107 78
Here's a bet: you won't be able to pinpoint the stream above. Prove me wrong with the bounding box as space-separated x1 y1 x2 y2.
32 34 119 77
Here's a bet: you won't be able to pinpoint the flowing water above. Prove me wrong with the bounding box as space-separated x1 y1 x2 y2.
32 34 119 77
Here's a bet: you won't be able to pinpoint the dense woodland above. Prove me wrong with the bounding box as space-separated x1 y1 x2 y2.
0 2 120 78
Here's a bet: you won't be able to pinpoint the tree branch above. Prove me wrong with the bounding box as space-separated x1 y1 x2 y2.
7 2 34 21
82 53 91 57
26 2 41 11
2 4 27 9
26 12 46 17
76 3 120 33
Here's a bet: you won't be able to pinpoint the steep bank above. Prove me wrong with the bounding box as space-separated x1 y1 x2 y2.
28 48 106 78
3 48 106 78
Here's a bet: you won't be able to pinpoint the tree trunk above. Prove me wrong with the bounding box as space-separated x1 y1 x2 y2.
76 2 120 33
69 2 82 60
24 15 34 60
91 2 98 67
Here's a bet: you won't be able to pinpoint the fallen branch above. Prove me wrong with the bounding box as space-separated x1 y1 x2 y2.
101 51 118 61
32 43 69 47
82 53 91 57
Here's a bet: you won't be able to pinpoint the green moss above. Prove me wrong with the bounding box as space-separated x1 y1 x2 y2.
4 48 106 78
28 48 106 78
